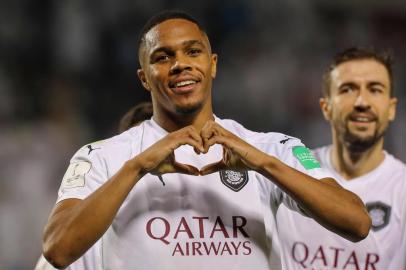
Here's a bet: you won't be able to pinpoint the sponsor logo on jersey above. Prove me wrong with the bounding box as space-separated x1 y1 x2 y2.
291 241 380 269
366 201 391 231
61 161 91 189
292 146 321 170
146 215 252 256
219 170 249 192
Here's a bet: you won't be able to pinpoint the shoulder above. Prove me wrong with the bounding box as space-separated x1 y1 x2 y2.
386 152 406 169
384 153 406 182
217 117 305 156
72 124 146 161
217 117 299 144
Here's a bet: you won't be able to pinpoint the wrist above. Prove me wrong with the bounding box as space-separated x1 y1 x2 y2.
124 158 147 183
257 155 279 176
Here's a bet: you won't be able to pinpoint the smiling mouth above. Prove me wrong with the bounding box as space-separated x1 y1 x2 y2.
350 117 374 123
348 112 377 124
169 80 199 93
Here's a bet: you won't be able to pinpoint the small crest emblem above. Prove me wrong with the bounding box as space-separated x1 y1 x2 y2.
366 201 391 231
219 170 249 192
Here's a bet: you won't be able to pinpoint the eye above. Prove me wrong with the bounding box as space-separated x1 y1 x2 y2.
370 87 383 94
155 54 170 62
369 84 385 94
339 85 355 94
187 48 202 56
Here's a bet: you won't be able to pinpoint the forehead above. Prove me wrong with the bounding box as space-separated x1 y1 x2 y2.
144 19 208 52
331 59 390 86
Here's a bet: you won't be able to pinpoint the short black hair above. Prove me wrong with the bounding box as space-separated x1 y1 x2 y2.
323 47 394 97
137 10 206 64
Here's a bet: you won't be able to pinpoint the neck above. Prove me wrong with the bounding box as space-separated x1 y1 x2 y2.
331 135 385 180
152 101 214 132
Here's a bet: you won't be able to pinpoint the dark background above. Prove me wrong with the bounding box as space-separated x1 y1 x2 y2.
1 1 405 268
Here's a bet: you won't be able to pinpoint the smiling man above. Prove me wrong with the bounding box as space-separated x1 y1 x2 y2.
277 47 406 269
42 12 370 270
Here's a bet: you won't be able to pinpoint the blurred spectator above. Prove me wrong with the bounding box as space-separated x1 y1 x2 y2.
117 102 153 133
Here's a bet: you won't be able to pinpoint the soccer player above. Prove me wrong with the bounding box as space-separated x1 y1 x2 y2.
42 11 371 269
277 47 406 269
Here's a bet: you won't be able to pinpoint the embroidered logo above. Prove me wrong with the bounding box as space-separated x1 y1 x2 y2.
366 201 391 231
219 170 249 192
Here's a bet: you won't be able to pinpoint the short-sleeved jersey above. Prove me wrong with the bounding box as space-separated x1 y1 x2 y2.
277 145 406 270
57 117 331 270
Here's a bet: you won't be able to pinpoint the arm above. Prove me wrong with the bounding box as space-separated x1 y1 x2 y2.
199 121 371 242
43 126 204 269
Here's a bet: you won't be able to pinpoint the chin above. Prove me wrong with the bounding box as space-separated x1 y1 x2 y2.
344 130 384 153
174 102 203 115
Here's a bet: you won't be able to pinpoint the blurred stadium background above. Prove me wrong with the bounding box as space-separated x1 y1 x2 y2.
1 0 405 269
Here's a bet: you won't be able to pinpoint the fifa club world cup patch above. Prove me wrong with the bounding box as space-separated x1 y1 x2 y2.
219 170 249 192
366 201 391 231
61 161 91 189
292 146 321 170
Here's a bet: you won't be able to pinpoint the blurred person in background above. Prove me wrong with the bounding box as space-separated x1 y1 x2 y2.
35 102 152 269
41 11 370 270
277 47 406 269
117 101 153 133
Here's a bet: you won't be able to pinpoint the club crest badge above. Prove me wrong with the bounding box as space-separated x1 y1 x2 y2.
219 170 249 192
366 201 391 231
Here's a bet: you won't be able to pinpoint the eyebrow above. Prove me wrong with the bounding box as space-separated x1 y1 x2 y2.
182 40 205 48
150 40 206 55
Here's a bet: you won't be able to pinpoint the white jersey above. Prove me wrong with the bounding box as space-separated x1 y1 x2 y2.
56 117 331 270
277 145 406 270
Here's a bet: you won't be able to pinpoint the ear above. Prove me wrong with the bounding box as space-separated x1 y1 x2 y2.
388 97 397 122
210 54 218 78
319 97 331 121
137 69 150 91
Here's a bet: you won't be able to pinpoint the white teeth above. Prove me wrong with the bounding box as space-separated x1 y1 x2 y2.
175 80 195 87
355 117 370 122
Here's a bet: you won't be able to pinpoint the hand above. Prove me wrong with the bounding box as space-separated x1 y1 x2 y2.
199 121 268 175
135 126 204 177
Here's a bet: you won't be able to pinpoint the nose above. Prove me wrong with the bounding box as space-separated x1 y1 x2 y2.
354 88 371 111
169 54 192 75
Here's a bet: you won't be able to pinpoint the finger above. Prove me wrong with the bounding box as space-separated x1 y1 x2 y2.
200 160 227 175
173 161 200 176
200 121 217 152
175 126 204 153
182 137 204 154
186 128 204 153
203 135 229 152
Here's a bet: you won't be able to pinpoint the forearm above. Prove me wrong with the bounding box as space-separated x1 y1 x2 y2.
43 159 143 268
259 155 371 242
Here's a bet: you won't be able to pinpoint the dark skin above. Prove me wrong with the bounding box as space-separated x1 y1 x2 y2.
42 18 371 269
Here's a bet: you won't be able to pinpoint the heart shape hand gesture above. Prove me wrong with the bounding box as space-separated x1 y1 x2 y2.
135 120 269 179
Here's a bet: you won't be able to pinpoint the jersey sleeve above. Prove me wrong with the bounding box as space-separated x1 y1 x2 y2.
57 142 107 203
272 138 333 214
